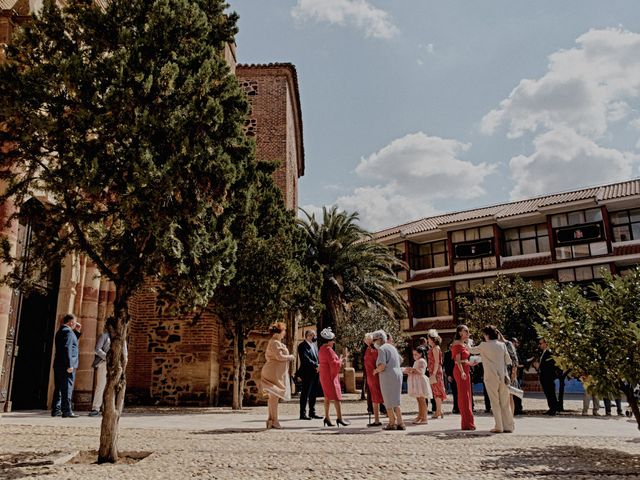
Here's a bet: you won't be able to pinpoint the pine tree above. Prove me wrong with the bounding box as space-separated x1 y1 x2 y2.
0 0 252 462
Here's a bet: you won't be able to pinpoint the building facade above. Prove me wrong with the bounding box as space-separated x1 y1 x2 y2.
372 180 640 344
0 1 304 411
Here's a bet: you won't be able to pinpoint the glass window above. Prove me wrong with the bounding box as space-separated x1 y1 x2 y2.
590 242 608 256
433 253 447 268
633 224 640 241
613 226 631 242
505 240 520 256
538 236 550 252
521 238 537 255
505 229 519 241
610 211 629 224
631 209 640 223
556 246 573 260
482 256 497 269
572 244 590 258
551 215 568 227
575 266 593 281
585 209 603 223
567 211 584 225
468 258 482 271
451 231 465 243
480 226 494 239
466 229 479 241
520 225 536 238
558 269 575 282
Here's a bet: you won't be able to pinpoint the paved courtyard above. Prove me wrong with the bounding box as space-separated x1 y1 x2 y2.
1 394 638 480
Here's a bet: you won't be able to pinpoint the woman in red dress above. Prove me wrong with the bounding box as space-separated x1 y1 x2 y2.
318 328 350 427
364 333 384 426
451 324 476 430
427 330 447 419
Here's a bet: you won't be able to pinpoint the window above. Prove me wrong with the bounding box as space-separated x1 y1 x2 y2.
407 240 448 270
610 208 640 242
550 209 608 259
452 226 496 273
557 264 609 283
411 288 452 319
503 224 550 256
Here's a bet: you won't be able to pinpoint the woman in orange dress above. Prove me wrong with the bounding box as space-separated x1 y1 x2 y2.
318 327 350 427
427 329 447 419
451 324 476 430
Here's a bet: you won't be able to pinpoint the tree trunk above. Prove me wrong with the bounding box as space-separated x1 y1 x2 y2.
231 323 246 410
322 289 344 335
622 384 640 431
98 286 130 463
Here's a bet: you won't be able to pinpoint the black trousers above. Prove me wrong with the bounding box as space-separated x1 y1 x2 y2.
449 376 459 413
483 381 491 412
540 376 558 412
52 368 75 415
299 374 318 416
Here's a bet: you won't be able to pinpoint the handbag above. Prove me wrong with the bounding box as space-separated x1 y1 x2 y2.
508 385 524 399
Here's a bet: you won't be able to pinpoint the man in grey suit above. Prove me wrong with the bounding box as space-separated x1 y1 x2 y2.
51 313 81 418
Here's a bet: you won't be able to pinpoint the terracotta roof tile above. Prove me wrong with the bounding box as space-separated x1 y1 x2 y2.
410 268 452 282
500 254 553 270
613 243 640 256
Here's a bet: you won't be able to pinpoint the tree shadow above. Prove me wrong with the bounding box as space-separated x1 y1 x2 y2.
190 428 266 434
480 446 640 478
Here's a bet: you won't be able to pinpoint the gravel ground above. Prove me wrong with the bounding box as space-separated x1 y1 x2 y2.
1 394 638 480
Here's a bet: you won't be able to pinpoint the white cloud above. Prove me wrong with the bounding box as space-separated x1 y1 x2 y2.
291 0 399 39
333 132 496 231
509 127 640 199
481 28 640 139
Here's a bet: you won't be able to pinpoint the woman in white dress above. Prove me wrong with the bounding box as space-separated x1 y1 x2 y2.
404 348 433 424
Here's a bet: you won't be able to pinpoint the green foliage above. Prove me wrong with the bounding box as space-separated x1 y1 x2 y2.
298 206 406 335
538 269 640 399
456 274 548 360
0 0 250 313
340 305 406 357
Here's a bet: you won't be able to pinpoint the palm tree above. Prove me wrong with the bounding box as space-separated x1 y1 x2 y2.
299 206 407 335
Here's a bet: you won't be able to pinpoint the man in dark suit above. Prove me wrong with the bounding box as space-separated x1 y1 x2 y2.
297 330 321 420
443 342 459 414
51 313 81 418
537 337 559 416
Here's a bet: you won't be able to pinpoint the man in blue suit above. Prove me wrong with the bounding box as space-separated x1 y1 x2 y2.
296 330 321 420
51 313 81 418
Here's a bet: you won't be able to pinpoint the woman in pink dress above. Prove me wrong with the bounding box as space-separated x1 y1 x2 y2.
427 329 447 419
404 348 432 424
318 327 350 427
364 332 384 426
451 325 476 430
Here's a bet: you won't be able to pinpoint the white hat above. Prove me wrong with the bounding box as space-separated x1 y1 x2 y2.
320 327 335 340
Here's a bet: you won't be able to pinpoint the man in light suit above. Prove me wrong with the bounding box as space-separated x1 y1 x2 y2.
537 337 559 416
297 330 321 420
51 313 80 418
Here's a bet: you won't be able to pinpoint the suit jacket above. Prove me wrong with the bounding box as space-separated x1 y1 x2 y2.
53 325 79 371
443 350 454 377
297 341 319 379
538 349 557 380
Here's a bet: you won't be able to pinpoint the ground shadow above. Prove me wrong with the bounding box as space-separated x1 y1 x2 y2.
480 445 640 478
0 452 60 480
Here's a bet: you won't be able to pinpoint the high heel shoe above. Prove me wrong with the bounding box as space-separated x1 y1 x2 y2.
323 418 334 427
432 412 444 419
266 419 273 429
336 418 351 427
271 422 283 429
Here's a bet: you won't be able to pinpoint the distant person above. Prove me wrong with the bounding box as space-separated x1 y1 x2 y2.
537 337 559 416
451 325 475 430
363 332 384 427
89 327 111 417
604 397 624 416
318 328 350 427
372 330 405 430
51 313 81 418
427 329 447 419
404 348 432 424
510 337 524 415
296 330 321 420
261 322 295 429
443 341 459 414
469 325 515 434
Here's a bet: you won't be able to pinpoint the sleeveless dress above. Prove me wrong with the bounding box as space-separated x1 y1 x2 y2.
428 347 447 400
451 342 475 430
407 358 433 399
319 344 342 400
364 346 384 404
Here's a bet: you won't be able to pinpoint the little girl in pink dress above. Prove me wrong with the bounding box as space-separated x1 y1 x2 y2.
404 349 433 424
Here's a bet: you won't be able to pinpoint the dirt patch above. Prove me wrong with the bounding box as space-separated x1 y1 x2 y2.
67 450 153 465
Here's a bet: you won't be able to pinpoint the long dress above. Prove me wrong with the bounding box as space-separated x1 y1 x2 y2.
364 346 384 404
319 344 342 400
428 347 447 400
407 358 432 399
260 337 295 400
451 342 475 430
376 343 403 408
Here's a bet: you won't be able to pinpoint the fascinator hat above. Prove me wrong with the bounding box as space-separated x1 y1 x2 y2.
320 327 335 340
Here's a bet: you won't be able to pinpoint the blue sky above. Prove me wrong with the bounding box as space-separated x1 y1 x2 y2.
229 1 640 231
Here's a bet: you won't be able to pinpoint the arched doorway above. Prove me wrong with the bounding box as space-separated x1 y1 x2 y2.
3 199 60 411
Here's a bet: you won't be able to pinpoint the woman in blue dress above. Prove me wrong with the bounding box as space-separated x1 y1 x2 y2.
372 330 406 430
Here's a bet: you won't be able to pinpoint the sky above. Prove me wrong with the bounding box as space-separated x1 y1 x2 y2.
228 1 640 231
